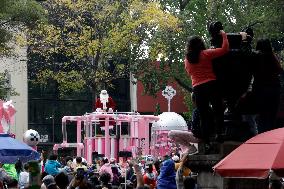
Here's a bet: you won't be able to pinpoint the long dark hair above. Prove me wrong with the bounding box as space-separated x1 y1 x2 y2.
256 38 281 73
256 38 273 53
186 36 206 64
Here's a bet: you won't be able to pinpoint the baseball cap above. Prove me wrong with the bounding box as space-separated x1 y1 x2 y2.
42 175 56 188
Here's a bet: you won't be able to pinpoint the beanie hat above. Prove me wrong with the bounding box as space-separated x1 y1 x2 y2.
42 175 56 188
172 155 180 162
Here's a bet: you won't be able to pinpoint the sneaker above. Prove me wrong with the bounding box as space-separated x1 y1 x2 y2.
187 144 198 155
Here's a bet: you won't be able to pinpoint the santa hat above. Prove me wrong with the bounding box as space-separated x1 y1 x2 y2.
101 90 108 95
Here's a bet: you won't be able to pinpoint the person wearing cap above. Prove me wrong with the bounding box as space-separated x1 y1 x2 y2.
42 175 59 189
173 154 191 177
173 155 182 172
172 155 180 163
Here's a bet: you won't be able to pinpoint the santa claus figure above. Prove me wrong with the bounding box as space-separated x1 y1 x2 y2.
93 90 116 135
94 90 116 112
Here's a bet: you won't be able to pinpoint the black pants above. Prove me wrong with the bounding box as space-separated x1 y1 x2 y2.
193 80 224 141
254 85 280 133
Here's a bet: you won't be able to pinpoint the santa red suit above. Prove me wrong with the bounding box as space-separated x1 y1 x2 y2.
93 90 116 112
93 90 116 128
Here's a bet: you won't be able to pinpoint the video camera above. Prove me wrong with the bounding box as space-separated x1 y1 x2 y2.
210 21 255 108
209 21 253 50
209 21 257 141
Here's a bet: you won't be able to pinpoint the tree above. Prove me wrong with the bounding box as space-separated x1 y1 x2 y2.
137 0 284 113
0 0 45 56
157 0 284 91
0 70 19 100
152 0 284 90
27 0 284 104
27 0 180 98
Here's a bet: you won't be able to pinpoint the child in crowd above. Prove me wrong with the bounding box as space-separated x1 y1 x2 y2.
18 163 29 189
44 154 62 176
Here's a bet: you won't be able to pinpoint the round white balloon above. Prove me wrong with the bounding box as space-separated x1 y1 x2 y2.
152 112 188 131
23 129 40 146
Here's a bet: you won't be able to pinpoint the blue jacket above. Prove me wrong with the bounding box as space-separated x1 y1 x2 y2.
44 160 61 176
157 159 177 189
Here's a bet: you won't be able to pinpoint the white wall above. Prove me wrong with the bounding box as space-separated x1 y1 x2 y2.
0 45 28 140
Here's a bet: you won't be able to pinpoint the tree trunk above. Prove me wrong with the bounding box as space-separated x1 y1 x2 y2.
91 83 98 111
179 0 191 11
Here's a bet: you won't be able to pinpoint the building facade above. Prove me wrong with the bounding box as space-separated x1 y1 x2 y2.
0 46 28 140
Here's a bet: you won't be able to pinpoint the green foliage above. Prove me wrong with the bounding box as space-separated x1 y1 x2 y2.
154 103 161 116
27 0 284 106
155 0 284 97
0 0 45 56
0 72 19 100
27 0 180 97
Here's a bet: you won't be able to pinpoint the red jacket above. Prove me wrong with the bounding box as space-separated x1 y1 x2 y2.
93 97 116 111
185 32 229 87
93 97 116 127
143 173 157 189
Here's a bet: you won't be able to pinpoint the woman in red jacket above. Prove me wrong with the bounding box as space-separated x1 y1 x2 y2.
184 30 229 143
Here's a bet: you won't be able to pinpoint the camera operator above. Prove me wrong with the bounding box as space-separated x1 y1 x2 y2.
184 29 229 143
210 22 255 114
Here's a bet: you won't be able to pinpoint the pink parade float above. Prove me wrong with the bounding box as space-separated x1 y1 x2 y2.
151 112 188 157
53 112 159 164
0 100 16 133
0 100 41 149
53 87 194 163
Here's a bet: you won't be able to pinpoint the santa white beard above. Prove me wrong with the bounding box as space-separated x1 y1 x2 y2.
100 94 109 110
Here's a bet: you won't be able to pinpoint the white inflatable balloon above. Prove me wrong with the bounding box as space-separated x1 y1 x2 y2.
23 129 40 147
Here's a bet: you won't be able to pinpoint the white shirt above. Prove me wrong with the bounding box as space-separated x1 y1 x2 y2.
18 171 29 189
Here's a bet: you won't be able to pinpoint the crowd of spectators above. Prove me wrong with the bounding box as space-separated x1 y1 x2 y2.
0 148 198 189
